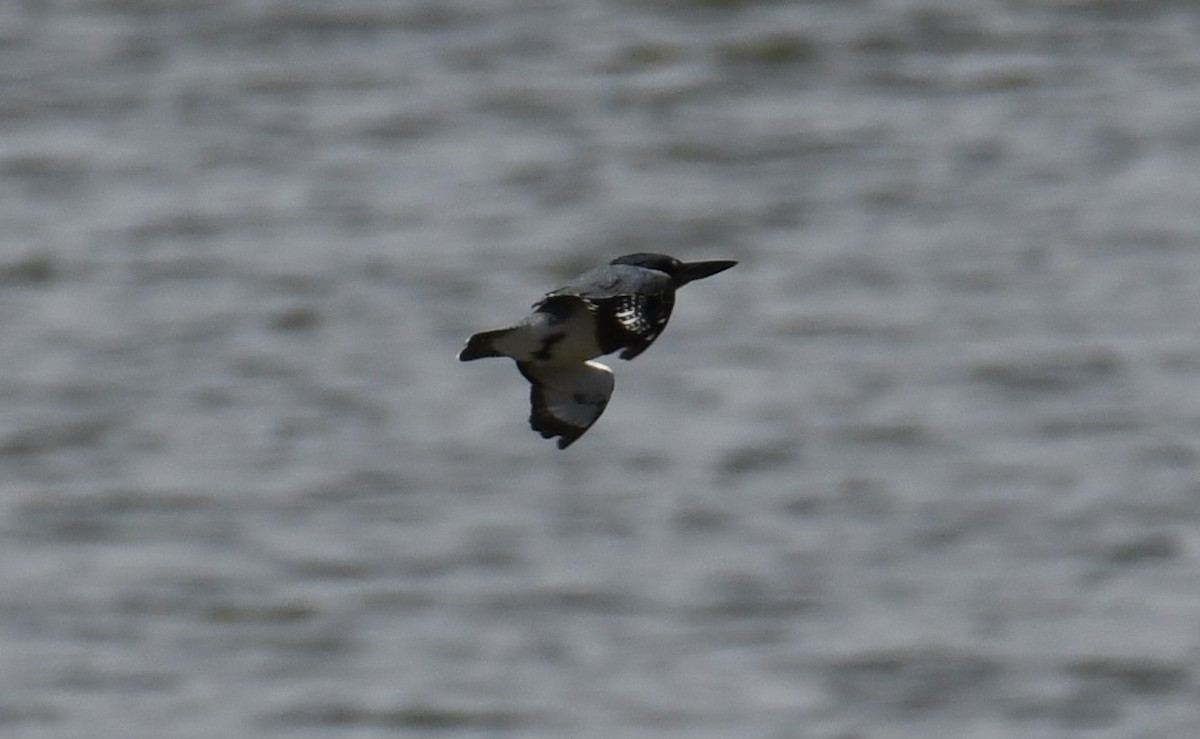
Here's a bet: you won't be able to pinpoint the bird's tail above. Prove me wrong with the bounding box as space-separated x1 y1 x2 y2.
459 328 512 361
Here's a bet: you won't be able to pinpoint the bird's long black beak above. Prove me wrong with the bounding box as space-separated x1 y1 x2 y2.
676 259 737 286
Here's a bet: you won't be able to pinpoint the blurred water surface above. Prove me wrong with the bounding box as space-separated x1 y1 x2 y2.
3 1 1200 737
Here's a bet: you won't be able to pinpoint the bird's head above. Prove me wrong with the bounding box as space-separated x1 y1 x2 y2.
610 253 737 286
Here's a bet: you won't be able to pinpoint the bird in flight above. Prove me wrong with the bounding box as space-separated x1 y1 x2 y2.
459 253 737 448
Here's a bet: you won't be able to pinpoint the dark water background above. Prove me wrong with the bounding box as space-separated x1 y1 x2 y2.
3 1 1200 737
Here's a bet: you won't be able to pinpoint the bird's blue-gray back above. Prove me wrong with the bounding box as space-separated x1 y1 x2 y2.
544 264 674 302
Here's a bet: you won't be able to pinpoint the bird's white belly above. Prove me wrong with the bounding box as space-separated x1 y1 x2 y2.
493 308 602 364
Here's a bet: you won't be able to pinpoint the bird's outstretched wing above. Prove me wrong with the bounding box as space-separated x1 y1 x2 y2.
517 360 614 449
606 290 675 360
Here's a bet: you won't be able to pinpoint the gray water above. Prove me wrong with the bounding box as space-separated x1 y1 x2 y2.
4 1 1200 737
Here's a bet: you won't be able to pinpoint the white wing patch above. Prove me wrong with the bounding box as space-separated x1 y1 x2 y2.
611 291 674 360
518 360 615 449
614 295 660 339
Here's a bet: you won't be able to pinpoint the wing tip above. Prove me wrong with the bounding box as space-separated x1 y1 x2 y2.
527 390 590 449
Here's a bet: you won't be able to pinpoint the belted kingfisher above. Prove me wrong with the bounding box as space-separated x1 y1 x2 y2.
459 253 737 448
